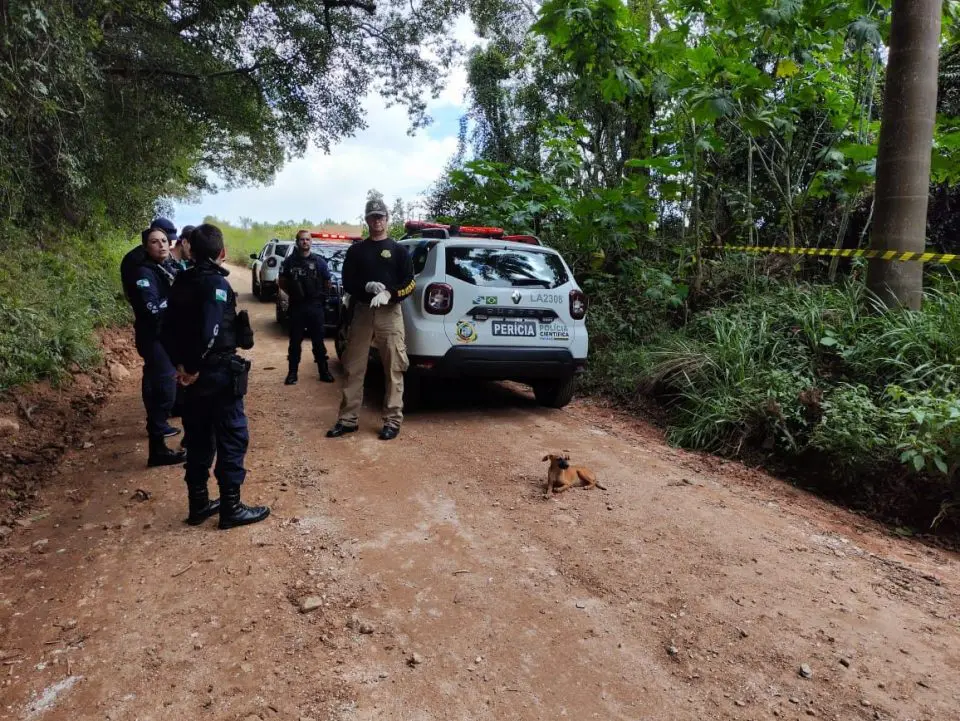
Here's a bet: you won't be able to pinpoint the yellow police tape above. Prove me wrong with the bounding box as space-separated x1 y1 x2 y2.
723 245 959 264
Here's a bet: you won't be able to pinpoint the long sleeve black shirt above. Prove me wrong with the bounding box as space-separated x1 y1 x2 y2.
341 238 415 304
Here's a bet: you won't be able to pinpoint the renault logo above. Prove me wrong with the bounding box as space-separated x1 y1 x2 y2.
511 290 522 305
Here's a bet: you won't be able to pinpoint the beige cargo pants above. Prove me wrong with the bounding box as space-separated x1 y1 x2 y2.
337 302 408 429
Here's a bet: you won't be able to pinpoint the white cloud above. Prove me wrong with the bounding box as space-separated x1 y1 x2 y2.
172 16 482 229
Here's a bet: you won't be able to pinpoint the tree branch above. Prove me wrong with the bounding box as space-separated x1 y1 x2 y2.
105 61 270 81
325 0 376 14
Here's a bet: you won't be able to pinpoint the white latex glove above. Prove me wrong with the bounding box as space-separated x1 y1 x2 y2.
365 281 386 295
342 292 351 308
369 289 391 308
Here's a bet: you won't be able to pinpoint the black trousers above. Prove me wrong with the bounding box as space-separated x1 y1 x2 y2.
288 302 328 368
182 368 248 490
136 337 176 438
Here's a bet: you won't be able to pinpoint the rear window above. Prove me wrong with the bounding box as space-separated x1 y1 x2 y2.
273 244 291 258
445 247 569 289
312 244 346 273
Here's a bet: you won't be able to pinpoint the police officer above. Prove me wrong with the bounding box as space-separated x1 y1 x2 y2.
123 223 186 467
171 224 195 270
327 199 415 441
162 223 269 529
279 229 335 385
120 217 179 295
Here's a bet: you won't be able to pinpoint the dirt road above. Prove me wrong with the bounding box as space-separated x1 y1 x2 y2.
2 264 959 721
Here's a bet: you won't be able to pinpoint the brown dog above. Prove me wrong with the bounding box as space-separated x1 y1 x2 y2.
542 453 606 498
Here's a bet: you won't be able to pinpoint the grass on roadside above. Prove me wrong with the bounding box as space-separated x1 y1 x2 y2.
584 273 960 529
0 225 132 390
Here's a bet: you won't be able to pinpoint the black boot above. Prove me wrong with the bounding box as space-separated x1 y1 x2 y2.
185 484 220 526
317 359 334 383
218 486 270 530
148 436 187 467
284 366 298 385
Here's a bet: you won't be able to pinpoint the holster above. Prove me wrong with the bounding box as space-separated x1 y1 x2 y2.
228 355 252 397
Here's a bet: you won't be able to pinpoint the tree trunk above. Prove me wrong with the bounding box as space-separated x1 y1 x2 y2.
866 0 942 310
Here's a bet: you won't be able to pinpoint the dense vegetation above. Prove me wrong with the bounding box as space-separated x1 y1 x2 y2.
424 0 960 529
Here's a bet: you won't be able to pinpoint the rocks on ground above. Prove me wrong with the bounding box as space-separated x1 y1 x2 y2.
0 417 19 436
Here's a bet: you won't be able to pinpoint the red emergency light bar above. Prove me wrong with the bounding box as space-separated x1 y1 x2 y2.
404 220 505 238
310 232 362 241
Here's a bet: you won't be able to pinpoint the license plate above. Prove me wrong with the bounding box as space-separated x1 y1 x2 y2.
491 321 537 337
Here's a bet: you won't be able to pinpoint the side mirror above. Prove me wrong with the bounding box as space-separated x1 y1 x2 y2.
249 253 257 260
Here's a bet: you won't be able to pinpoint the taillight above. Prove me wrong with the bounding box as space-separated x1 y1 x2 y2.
266 257 278 268
424 283 454 315
570 289 587 320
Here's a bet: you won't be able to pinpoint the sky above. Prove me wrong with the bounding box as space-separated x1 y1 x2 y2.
171 17 480 229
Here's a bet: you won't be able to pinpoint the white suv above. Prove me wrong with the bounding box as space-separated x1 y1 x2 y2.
337 223 589 408
249 239 293 299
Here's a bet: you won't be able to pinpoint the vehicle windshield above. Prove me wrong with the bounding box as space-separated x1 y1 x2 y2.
312 244 347 274
445 246 569 289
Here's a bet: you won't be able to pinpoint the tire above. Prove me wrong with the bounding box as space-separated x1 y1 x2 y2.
335 305 352 360
252 274 262 300
532 376 577 409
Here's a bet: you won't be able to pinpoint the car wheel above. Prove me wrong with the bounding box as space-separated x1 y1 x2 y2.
532 376 577 409
252 274 261 300
335 313 349 360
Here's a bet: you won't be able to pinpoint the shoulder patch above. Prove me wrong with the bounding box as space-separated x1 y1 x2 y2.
136 279 150 288
215 288 228 302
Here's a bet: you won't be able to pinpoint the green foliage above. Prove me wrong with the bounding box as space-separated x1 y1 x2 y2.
0 224 131 390
1 0 480 233
584 278 960 522
887 386 960 479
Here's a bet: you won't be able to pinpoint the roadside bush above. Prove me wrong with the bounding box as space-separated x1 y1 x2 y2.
585 274 960 527
0 225 131 390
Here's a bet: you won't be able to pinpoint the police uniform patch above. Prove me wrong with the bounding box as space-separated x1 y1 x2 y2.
381 249 392 259
215 289 228 302
136 279 150 288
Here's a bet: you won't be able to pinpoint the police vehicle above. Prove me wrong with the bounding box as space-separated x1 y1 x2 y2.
274 233 358 333
335 221 588 409
249 238 290 300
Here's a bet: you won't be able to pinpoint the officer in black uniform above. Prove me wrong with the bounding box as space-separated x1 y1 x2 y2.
279 229 335 385
162 223 270 530
123 222 186 467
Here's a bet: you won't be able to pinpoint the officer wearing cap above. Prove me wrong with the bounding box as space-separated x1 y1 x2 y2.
123 222 186 466
279 229 335 385
326 199 415 441
161 223 269 529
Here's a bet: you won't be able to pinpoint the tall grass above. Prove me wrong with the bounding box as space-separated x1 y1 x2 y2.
0 226 132 390
585 274 960 525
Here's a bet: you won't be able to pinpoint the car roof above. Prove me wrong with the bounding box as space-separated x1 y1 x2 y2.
271 239 346 248
401 238 560 254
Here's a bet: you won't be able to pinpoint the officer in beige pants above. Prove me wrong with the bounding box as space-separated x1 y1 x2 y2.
327 199 416 441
